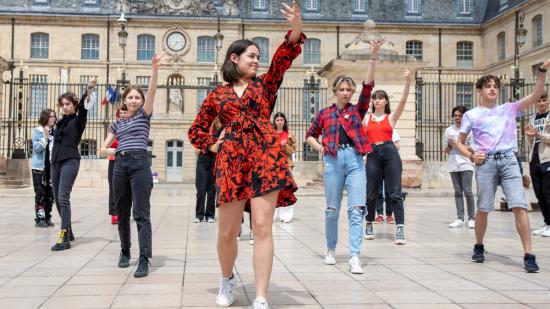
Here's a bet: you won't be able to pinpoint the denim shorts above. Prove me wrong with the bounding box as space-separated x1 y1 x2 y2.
475 152 527 212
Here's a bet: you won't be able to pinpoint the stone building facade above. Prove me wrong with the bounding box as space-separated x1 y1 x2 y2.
0 0 549 185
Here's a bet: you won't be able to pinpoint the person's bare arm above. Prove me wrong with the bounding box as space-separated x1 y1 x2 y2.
519 59 549 111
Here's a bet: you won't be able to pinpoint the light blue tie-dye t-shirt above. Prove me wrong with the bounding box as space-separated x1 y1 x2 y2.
459 101 521 154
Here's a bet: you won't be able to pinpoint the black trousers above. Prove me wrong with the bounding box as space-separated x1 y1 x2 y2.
530 160 550 225
366 143 405 225
114 150 153 258
51 159 80 229
108 160 116 216
32 169 54 221
195 154 216 220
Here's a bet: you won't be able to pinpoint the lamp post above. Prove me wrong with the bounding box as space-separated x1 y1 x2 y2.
210 16 224 88
511 10 527 160
117 12 129 90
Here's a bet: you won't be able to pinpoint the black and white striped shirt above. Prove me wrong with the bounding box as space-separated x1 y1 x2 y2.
109 107 151 153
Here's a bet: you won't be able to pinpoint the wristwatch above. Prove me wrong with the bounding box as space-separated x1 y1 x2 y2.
539 67 548 73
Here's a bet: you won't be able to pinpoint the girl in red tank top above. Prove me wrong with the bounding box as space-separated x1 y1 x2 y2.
363 69 411 245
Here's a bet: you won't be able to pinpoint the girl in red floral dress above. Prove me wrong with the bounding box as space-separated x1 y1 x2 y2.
188 2 303 308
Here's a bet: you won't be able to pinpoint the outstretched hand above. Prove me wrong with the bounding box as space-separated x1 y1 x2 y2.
281 0 302 32
152 52 171 69
403 69 411 82
369 37 386 55
541 59 550 70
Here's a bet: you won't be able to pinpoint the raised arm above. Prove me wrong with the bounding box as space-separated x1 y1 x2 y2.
519 59 549 111
143 52 171 116
99 131 116 158
365 38 385 84
76 77 97 132
390 69 411 127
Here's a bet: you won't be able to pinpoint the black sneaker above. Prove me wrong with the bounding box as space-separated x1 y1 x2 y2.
51 229 71 251
35 220 49 228
524 253 539 273
118 250 131 268
472 244 485 263
134 255 150 278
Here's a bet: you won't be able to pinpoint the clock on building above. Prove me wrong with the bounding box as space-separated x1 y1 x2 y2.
163 27 190 56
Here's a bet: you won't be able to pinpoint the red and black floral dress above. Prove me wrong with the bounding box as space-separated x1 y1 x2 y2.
188 31 304 207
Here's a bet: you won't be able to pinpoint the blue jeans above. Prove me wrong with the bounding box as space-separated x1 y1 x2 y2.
323 146 366 257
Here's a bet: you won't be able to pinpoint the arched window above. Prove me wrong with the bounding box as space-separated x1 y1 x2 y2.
81 34 100 60
304 38 321 65
30 32 49 59
137 34 155 61
456 41 473 67
197 36 215 63
252 37 269 64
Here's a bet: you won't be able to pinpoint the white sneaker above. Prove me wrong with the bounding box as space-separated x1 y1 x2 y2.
282 218 292 223
324 249 336 265
467 219 475 229
249 232 254 245
207 218 215 223
448 219 465 228
251 297 269 309
532 225 548 235
348 256 364 274
216 274 237 307
193 218 201 223
541 226 550 237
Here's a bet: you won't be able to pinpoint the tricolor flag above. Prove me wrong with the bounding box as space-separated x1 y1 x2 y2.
102 86 120 105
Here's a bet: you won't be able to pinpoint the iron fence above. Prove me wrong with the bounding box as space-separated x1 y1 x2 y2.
415 73 550 162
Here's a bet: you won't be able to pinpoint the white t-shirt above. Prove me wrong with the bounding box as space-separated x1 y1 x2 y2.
444 125 474 172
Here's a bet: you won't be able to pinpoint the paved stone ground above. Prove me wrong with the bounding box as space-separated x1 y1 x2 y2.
0 184 549 308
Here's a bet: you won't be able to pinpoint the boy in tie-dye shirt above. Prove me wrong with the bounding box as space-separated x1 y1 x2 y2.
456 59 550 273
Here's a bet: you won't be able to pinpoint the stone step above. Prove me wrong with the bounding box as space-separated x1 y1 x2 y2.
0 184 29 189
0 179 25 186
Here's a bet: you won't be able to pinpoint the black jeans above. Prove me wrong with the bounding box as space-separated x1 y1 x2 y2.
32 169 54 221
366 143 404 225
195 154 216 220
376 183 393 216
51 159 80 230
108 160 116 216
114 150 153 258
530 160 550 225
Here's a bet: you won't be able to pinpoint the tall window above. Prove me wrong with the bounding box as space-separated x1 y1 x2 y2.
252 37 269 64
30 33 49 59
458 0 471 15
304 38 321 65
456 83 473 109
497 32 506 61
533 15 543 47
137 34 155 61
80 75 98 117
197 36 215 63
80 139 97 158
253 0 268 10
406 0 420 14
30 75 48 118
353 0 367 13
303 0 320 11
406 40 423 61
197 77 212 112
81 34 99 60
456 41 473 67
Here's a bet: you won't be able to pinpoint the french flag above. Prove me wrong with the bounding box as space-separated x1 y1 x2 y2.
102 86 119 105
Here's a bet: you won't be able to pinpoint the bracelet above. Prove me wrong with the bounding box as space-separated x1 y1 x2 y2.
370 58 377 61
87 86 94 90
539 67 548 73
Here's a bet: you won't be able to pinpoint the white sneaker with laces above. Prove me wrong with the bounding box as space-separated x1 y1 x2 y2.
207 218 215 223
532 225 548 235
448 219 465 228
193 218 201 223
324 249 336 265
541 226 550 237
249 232 254 245
216 274 237 307
348 256 364 274
467 219 475 229
251 297 269 309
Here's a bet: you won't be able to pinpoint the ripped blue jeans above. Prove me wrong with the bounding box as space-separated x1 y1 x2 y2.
323 146 366 257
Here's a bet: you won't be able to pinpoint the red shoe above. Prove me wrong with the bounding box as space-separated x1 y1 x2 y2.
111 215 118 225
386 215 395 224
374 215 384 224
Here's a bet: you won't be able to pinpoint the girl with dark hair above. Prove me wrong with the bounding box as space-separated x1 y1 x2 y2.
50 78 97 251
31 108 56 228
445 105 476 228
363 69 411 245
100 53 170 278
107 105 128 225
272 112 296 223
188 2 303 307
306 39 384 274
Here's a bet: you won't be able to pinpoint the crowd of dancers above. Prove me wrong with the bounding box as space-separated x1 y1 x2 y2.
28 1 550 308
